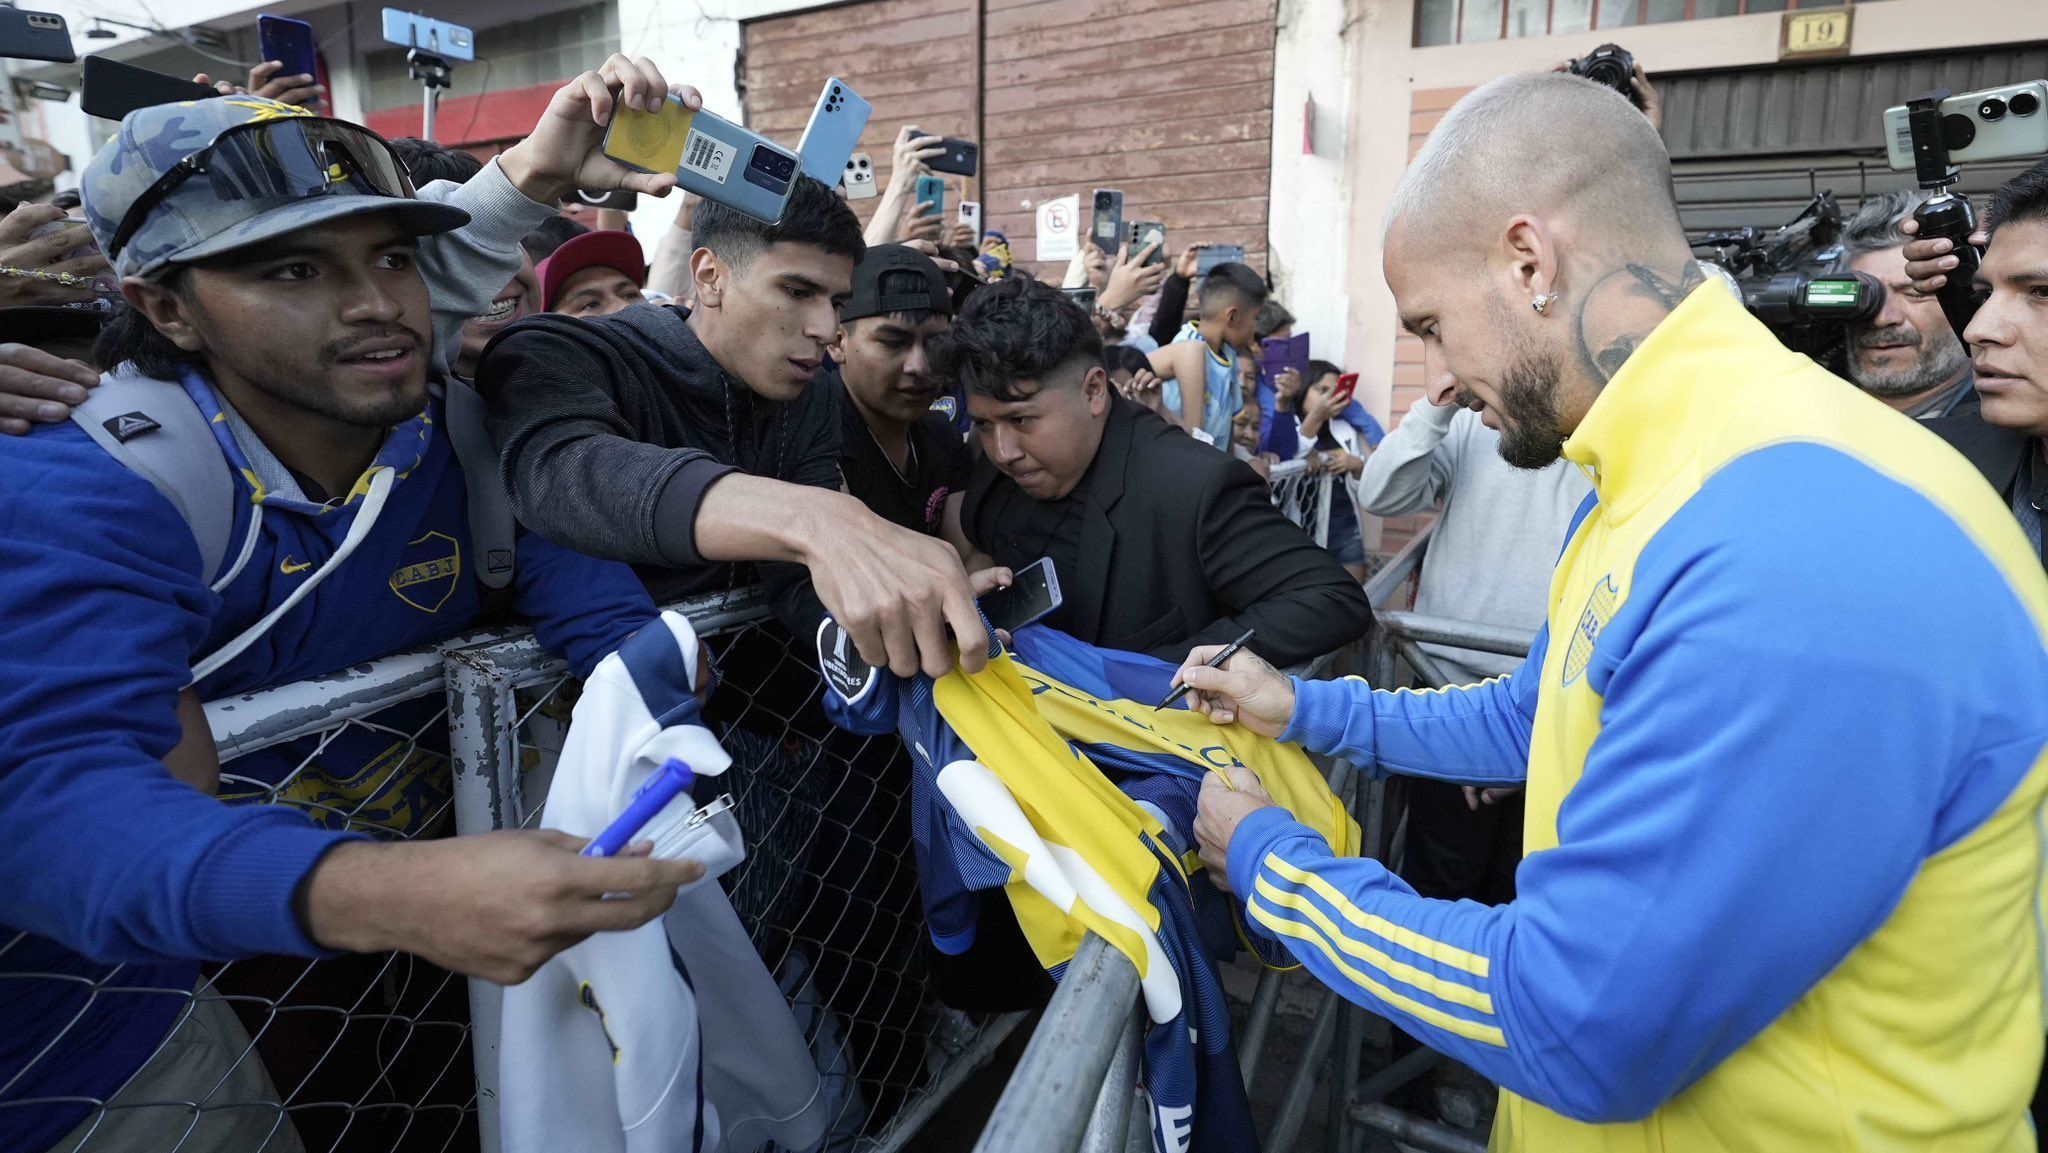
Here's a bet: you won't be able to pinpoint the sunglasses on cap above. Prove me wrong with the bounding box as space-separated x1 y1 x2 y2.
108 118 417 263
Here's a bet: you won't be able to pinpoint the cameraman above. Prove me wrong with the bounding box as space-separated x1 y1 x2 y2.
1842 191 1977 419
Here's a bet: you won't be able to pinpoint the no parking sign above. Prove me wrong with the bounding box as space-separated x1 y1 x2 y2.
1036 194 1080 263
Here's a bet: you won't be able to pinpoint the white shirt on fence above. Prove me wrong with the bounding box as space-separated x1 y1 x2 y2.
498 611 831 1153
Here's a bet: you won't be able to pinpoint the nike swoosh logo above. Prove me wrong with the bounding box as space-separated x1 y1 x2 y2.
280 556 312 575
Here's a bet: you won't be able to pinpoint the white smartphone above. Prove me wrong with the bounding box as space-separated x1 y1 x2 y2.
979 556 1062 635
959 200 983 242
844 151 878 200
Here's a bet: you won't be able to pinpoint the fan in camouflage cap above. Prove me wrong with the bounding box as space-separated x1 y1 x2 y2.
82 95 467 282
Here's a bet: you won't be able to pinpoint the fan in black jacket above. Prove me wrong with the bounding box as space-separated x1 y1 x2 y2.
475 178 991 678
943 276 1373 668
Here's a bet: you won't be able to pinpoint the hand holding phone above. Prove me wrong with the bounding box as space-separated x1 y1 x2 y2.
980 557 1062 636
1332 372 1359 406
603 94 800 224
927 138 979 177
257 16 319 92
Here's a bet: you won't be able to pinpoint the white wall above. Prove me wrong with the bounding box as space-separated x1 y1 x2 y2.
1266 0 1356 367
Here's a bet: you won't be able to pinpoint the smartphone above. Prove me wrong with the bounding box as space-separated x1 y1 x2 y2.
928 137 979 178
1259 332 1310 392
257 15 318 84
959 200 983 242
565 188 638 211
1128 220 1166 266
1885 81 2048 171
1091 189 1124 255
1196 243 1247 276
1332 372 1359 407
915 175 945 219
1061 286 1098 311
844 152 878 200
80 56 218 121
980 557 1063 636
380 7 474 61
605 95 802 225
0 8 74 64
796 77 872 187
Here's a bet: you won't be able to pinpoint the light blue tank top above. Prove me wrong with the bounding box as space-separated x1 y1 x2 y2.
1159 323 1242 446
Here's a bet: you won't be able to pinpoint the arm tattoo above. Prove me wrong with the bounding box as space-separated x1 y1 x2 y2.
1572 260 1706 385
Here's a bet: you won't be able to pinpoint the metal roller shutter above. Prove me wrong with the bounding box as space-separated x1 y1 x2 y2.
1660 45 2048 233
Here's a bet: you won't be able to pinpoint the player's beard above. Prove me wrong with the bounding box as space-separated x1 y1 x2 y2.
1493 345 1570 470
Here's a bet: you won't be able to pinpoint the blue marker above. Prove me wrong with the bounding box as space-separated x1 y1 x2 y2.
582 758 695 858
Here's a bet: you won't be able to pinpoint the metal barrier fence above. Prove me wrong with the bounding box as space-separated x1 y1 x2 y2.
5 589 1020 1153
969 522 1554 1153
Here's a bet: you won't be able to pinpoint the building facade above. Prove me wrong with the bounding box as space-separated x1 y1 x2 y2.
12 0 2048 456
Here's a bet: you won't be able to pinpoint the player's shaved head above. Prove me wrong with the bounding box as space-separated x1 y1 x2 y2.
1386 71 1684 259
1379 70 1704 471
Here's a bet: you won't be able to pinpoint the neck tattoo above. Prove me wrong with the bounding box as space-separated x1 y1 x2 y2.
1570 260 1707 385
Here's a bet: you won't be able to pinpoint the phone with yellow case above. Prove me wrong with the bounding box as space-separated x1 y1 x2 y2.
603 94 690 174
603 94 801 224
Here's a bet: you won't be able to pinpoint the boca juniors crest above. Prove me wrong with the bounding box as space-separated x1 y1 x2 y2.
390 530 462 612
1562 575 1619 687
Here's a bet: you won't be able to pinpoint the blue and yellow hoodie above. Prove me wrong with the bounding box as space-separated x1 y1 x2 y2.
1233 281 2048 1151
0 370 655 1150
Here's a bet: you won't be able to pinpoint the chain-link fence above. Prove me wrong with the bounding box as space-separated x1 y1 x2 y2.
1266 458 1334 548
2 590 1018 1153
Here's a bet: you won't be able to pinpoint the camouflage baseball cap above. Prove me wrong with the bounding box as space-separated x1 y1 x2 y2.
82 95 469 280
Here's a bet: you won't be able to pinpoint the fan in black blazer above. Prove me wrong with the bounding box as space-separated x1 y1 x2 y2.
962 394 1376 667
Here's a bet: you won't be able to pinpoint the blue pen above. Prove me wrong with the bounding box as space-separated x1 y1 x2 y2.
582 758 695 858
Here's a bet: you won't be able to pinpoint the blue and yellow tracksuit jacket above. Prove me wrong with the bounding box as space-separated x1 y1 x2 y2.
1236 282 2048 1150
0 375 655 1151
825 625 1356 1153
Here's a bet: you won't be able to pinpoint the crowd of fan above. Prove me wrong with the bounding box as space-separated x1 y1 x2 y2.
5 37 2048 1150
0 51 1387 1152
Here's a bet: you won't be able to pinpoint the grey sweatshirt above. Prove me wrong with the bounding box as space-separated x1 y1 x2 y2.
1354 397 1592 683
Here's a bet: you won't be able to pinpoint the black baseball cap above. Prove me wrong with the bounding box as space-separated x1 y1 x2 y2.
840 244 950 323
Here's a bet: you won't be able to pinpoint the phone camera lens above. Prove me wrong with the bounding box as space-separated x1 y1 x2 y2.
832 86 841 96
1980 97 2008 122
2013 91 2042 117
858 158 870 168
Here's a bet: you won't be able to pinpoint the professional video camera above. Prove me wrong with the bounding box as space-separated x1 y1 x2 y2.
1884 80 2048 341
1691 191 1881 377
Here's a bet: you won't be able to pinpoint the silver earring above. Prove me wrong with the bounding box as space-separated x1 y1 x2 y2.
1531 292 1558 315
